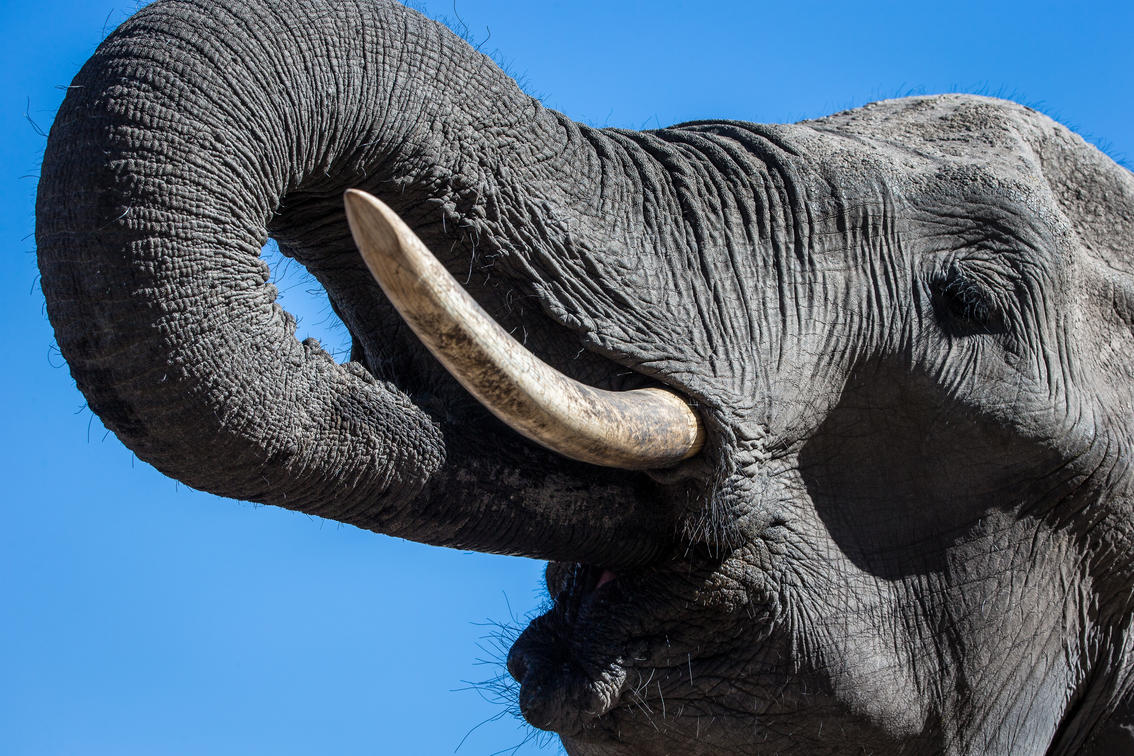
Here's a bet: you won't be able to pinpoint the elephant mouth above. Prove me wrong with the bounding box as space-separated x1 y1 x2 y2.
506 563 631 735
507 553 732 737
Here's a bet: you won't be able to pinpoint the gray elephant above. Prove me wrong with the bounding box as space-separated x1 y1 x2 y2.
35 0 1134 753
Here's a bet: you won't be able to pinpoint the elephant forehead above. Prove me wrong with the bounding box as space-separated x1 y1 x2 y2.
809 96 1132 237
806 94 1046 165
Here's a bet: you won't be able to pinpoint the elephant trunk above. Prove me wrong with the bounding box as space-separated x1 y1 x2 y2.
36 0 672 567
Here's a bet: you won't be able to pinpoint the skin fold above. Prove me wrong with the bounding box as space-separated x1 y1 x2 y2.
35 0 1134 753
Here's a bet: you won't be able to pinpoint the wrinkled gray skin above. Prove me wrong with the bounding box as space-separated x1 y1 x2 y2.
36 0 1134 753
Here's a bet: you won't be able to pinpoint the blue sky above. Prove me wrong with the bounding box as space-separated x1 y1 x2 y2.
3 1 1131 754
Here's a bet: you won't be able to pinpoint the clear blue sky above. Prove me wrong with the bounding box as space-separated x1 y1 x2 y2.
3 1 1131 754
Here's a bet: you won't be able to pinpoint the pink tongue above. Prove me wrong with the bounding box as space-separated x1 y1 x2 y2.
595 569 617 589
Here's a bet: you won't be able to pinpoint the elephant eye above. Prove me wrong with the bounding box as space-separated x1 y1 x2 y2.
930 265 1006 336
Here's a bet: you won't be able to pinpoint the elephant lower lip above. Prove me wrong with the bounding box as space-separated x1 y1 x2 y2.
515 651 627 735
507 564 633 733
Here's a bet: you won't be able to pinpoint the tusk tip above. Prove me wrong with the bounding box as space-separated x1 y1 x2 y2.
343 188 411 273
343 187 393 229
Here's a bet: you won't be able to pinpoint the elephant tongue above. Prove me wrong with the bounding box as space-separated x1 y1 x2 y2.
595 569 617 590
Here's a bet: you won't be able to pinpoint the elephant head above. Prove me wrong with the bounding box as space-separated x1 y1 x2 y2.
37 0 1134 753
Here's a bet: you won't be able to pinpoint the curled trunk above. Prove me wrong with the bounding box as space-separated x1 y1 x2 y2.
36 0 673 566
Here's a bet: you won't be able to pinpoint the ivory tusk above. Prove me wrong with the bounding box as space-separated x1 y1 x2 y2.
343 189 704 470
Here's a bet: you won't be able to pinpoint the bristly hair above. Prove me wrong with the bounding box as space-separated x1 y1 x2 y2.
455 598 564 754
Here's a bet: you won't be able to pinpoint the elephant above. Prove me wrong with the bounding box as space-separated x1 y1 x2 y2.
35 0 1134 752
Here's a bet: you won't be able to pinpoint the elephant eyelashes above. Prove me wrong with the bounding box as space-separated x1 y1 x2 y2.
930 265 1007 336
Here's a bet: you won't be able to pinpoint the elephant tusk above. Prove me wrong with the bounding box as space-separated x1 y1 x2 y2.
343 189 704 470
